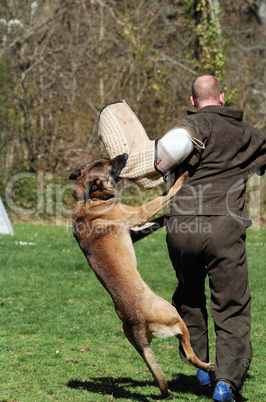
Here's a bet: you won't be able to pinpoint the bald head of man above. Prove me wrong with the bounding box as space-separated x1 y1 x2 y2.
190 75 224 110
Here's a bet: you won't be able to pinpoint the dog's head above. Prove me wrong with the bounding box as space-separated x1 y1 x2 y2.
69 153 128 201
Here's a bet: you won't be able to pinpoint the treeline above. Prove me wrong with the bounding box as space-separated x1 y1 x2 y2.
0 0 265 183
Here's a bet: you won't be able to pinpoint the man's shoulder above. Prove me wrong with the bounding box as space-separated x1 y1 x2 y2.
181 106 263 136
187 105 244 120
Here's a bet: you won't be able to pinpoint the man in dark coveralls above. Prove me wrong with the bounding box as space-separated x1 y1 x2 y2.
98 75 265 402
166 76 266 401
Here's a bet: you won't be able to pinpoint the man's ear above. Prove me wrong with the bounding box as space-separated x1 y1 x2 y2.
190 95 196 107
220 92 224 106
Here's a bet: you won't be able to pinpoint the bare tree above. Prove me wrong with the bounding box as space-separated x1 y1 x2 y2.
0 0 265 181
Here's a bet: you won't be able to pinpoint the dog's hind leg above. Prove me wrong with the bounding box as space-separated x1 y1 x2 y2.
177 322 214 372
123 323 174 399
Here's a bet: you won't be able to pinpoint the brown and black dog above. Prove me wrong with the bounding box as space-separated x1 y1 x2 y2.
69 153 214 399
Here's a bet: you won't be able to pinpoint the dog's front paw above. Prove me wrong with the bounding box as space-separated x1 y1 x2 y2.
207 363 215 371
169 171 187 195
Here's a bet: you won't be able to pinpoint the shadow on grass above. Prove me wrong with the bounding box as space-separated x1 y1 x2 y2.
68 376 154 401
68 373 214 400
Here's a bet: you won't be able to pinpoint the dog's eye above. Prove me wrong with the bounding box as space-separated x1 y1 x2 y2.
90 184 98 193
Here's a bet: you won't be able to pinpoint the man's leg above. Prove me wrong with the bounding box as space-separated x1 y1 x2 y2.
166 215 209 363
205 216 252 394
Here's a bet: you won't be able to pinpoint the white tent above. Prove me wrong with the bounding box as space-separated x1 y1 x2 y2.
0 197 14 235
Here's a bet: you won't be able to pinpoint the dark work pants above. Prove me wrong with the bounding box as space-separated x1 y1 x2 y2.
166 215 252 394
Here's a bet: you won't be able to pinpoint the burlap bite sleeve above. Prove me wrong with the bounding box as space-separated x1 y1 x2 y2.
98 100 166 189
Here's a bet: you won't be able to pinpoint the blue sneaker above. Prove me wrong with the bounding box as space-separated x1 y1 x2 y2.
212 381 235 401
197 369 211 386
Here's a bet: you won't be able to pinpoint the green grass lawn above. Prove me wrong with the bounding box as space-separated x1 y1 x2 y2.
0 223 265 401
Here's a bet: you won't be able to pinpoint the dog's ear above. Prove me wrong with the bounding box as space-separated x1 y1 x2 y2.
69 168 82 180
110 153 128 177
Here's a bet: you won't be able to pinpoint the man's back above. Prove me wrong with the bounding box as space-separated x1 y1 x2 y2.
168 105 265 221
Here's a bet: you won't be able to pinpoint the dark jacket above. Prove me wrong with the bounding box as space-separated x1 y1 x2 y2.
167 106 266 224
